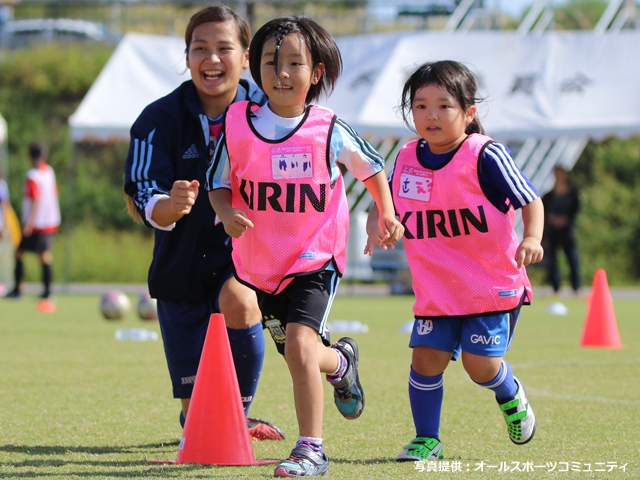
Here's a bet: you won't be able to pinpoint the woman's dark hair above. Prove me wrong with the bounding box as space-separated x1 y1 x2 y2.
399 60 485 135
249 16 343 105
184 4 251 58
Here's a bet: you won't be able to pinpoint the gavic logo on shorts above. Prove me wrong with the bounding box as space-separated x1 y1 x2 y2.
416 319 434 335
470 334 501 345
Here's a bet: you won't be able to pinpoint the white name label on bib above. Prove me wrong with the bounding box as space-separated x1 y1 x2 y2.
398 166 433 202
271 145 313 180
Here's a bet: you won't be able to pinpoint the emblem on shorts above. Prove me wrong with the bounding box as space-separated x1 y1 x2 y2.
265 317 286 345
498 289 517 297
416 319 433 335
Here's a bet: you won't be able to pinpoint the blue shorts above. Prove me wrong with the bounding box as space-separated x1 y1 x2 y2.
156 263 233 398
409 302 523 360
258 269 340 356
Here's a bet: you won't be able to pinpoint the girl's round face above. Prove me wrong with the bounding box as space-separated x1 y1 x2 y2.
259 32 324 118
186 20 249 117
411 84 476 154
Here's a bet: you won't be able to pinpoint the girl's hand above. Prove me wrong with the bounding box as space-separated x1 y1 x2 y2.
170 180 199 216
515 237 544 268
219 208 254 238
381 215 404 245
364 214 404 254
364 230 387 256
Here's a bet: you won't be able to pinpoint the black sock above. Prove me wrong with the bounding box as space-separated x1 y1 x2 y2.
42 263 52 297
13 258 24 292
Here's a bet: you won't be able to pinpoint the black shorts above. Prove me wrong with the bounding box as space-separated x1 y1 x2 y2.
258 269 340 356
19 233 55 254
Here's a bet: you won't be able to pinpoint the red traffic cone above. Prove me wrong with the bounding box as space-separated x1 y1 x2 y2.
155 313 276 466
580 269 622 349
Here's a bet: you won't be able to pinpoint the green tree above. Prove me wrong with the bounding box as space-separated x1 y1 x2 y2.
553 0 608 30
0 43 121 228
572 136 640 284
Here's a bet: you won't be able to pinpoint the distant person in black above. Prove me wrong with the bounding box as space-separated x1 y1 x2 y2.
542 166 581 295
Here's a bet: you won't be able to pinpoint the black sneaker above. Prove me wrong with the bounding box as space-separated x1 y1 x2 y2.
5 289 21 299
327 337 365 420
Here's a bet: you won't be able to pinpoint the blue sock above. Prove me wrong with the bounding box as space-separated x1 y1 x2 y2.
227 323 265 416
408 367 443 440
475 360 518 402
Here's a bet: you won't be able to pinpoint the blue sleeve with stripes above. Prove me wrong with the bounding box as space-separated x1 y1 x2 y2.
480 142 539 212
124 115 176 221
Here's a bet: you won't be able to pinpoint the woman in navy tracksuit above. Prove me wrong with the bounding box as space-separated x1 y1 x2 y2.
124 5 283 440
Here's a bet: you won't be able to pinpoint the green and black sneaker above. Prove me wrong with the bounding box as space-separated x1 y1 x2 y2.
396 437 443 462
498 376 536 445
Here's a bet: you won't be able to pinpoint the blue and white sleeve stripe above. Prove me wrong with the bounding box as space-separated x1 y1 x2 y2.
129 129 163 210
335 119 384 168
484 143 538 208
331 120 384 182
205 133 231 191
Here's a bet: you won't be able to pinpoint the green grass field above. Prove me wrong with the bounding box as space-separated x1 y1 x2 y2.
1 292 638 479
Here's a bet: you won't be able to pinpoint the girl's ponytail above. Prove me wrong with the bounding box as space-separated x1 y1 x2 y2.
466 117 485 135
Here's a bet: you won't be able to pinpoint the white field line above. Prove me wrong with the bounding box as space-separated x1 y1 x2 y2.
510 360 640 405
527 388 640 405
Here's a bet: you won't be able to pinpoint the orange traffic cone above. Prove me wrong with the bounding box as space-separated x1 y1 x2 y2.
157 313 276 466
580 269 622 349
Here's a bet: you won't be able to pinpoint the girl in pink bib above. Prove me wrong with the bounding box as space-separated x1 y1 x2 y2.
207 16 403 478
366 61 544 462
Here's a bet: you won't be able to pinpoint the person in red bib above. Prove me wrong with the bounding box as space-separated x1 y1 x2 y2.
6 141 60 300
366 61 544 462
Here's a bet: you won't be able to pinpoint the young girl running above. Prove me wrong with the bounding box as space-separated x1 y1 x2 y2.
207 16 403 477
366 61 544 461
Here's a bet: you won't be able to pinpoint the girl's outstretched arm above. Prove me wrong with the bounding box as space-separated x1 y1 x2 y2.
209 189 254 238
516 196 544 268
363 172 404 251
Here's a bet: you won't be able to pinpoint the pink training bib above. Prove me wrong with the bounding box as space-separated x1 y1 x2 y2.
392 134 532 317
225 102 350 294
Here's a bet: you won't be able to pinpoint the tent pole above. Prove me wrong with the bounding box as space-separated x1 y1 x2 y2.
62 144 77 292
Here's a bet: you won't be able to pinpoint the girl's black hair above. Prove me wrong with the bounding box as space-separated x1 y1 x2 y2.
249 16 343 105
399 60 485 135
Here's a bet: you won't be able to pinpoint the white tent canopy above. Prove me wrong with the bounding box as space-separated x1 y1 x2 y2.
324 30 640 143
69 33 190 143
70 30 640 145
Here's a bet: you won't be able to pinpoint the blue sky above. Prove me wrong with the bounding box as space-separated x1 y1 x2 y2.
502 0 537 17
